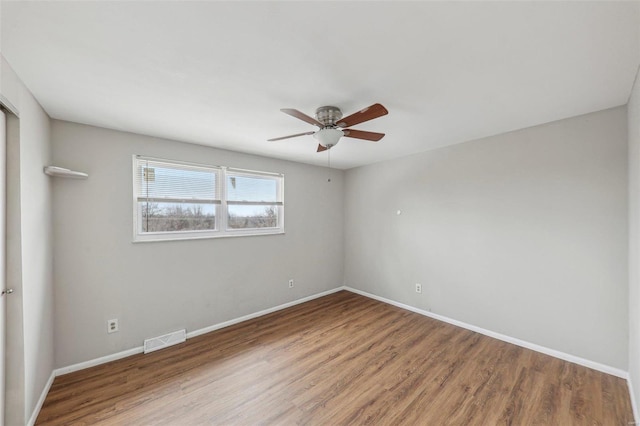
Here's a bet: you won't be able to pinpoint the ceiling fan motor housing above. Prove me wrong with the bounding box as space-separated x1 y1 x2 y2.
315 106 343 127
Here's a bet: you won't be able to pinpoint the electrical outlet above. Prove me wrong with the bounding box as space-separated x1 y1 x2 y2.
415 283 422 294
288 279 294 288
107 319 119 333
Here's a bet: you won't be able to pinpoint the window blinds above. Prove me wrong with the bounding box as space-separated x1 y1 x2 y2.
135 157 220 204
226 170 283 206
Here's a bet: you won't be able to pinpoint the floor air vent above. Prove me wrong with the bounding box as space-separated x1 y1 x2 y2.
144 329 186 354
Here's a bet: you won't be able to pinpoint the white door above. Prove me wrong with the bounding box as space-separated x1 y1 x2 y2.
0 109 6 425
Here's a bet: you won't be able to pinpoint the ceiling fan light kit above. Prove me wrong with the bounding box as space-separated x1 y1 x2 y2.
268 103 388 153
314 127 344 148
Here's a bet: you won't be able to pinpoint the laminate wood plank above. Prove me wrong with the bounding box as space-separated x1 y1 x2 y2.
36 291 634 425
430 342 505 424
316 325 455 424
394 335 507 424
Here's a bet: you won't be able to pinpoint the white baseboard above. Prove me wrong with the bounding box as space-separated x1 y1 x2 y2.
27 370 55 426
629 376 639 424
54 346 144 376
344 286 628 379
56 286 346 377
54 285 627 380
187 287 345 339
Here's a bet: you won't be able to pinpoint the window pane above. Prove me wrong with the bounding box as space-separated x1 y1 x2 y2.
137 161 218 201
227 205 278 229
140 202 216 232
227 175 277 202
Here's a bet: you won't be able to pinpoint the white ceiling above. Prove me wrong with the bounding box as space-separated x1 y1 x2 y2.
1 1 639 169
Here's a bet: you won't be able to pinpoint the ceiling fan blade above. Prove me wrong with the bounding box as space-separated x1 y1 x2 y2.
317 144 328 153
281 108 322 127
343 129 385 141
268 131 316 142
336 103 388 128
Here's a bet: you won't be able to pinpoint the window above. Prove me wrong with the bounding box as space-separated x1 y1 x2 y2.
133 156 284 242
226 169 283 231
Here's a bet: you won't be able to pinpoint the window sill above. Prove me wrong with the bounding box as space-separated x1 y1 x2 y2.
133 230 285 243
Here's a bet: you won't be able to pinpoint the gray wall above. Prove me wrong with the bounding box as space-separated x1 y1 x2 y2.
1 55 55 425
51 120 344 368
344 107 628 369
628 64 640 414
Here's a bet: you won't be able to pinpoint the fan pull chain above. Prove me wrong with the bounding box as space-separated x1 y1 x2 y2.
327 146 331 183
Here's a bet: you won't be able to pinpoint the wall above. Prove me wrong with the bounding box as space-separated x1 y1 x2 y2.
0 55 55 425
628 62 640 417
19 80 53 426
51 120 344 368
345 107 628 370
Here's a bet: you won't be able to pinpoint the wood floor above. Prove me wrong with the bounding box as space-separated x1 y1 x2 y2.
37 291 634 425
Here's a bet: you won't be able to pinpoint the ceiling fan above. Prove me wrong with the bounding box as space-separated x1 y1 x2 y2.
268 103 388 152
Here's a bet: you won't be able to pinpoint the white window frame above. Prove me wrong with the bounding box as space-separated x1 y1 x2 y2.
224 167 285 236
133 155 284 242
